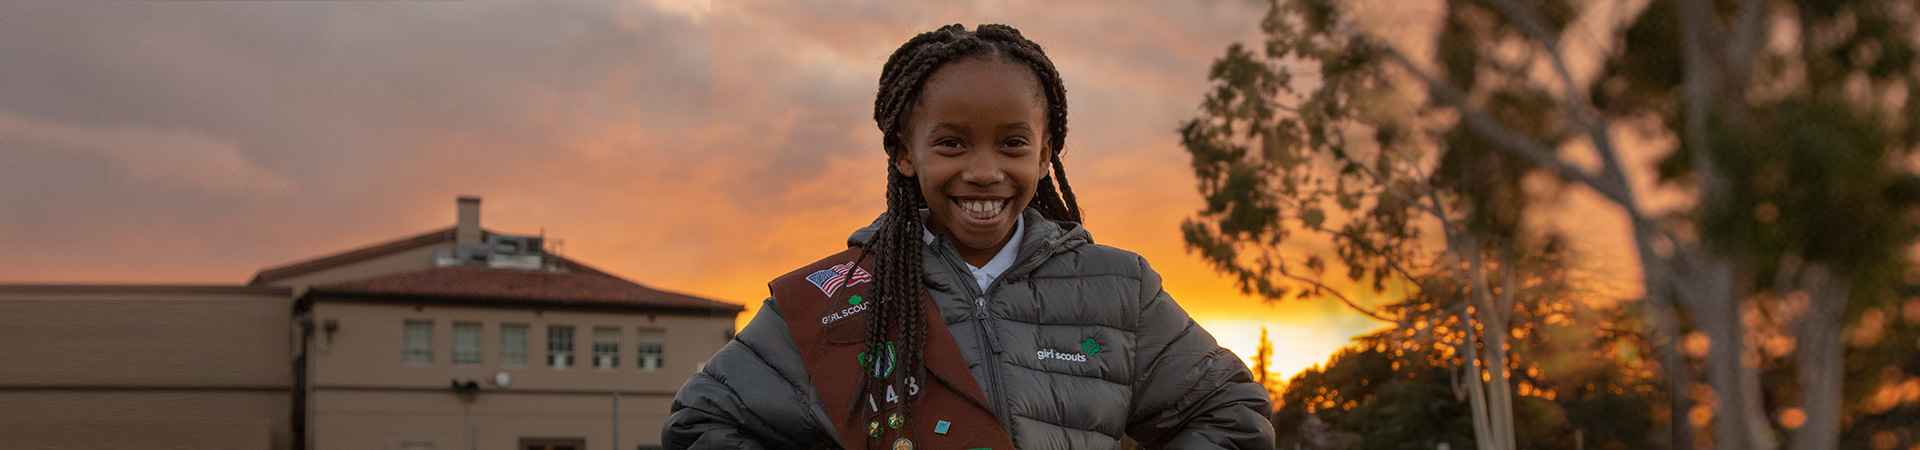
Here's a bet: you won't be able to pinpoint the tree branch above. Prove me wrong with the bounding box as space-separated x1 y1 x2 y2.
1278 261 1397 322
1482 0 1633 195
1376 43 1640 212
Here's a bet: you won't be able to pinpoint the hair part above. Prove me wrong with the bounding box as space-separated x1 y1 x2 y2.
848 23 1085 437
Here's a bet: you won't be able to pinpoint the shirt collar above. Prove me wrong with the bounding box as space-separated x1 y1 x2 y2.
922 214 1026 276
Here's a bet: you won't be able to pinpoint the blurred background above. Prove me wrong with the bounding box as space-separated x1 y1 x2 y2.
1 0 1916 450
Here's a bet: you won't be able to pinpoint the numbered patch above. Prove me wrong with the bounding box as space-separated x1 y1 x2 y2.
865 376 923 412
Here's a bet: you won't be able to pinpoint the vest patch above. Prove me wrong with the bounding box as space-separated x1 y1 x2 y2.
771 247 1016 450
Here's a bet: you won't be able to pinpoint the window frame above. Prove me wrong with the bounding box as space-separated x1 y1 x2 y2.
547 325 575 369
592 327 621 370
636 328 665 371
451 321 483 366
500 323 529 367
403 320 434 365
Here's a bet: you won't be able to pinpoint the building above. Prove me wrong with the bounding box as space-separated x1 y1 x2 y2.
0 197 745 450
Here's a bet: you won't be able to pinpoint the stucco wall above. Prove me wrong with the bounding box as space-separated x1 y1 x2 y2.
0 289 296 450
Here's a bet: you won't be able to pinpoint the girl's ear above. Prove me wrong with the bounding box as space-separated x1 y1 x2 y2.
893 132 918 177
894 153 917 178
1037 143 1055 178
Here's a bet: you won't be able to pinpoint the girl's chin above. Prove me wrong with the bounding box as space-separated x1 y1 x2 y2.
930 214 1014 251
951 229 1013 252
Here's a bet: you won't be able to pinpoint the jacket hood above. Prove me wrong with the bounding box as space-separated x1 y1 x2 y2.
846 208 1090 279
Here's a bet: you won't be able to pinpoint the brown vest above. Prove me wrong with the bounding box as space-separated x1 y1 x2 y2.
771 247 1017 450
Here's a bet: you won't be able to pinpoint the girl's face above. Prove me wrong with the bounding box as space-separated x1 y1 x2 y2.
895 57 1051 265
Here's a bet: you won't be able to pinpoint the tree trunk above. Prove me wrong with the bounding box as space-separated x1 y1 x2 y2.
1690 254 1778 450
1653 292 1697 450
1460 303 1497 450
1788 263 1845 450
1456 233 1516 450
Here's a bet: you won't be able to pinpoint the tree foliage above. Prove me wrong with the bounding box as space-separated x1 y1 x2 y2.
1275 263 1660 450
1185 0 1920 448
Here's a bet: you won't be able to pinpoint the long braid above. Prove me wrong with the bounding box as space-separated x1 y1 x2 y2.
854 24 1087 444
1050 158 1083 223
885 168 924 434
849 168 924 424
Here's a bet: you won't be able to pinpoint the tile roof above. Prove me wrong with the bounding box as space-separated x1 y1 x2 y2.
309 265 742 313
248 227 615 285
248 227 460 285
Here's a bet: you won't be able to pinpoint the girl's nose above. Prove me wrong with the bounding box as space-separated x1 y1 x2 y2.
960 155 1005 185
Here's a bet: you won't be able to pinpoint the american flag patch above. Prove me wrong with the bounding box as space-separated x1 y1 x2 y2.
805 261 872 297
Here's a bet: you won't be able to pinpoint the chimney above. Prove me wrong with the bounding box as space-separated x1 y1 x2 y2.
456 196 482 245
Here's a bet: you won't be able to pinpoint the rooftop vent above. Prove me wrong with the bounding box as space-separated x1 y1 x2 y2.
436 233 547 270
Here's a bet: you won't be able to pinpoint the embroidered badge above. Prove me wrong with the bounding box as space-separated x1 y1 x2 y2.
1082 338 1101 356
934 420 951 434
805 261 872 297
888 413 905 429
893 438 913 450
869 420 882 437
858 342 897 378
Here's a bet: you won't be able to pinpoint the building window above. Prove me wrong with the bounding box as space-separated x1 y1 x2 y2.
403 320 433 364
501 323 529 366
593 327 620 369
637 328 665 371
452 322 482 365
547 325 575 369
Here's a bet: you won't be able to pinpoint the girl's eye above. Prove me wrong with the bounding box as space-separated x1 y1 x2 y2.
1003 138 1030 148
936 138 964 148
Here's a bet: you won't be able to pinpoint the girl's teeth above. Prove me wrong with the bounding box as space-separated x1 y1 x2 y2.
960 200 1003 219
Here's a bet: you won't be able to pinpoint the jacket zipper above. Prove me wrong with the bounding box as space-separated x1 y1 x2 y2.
930 237 1012 430
931 235 1068 439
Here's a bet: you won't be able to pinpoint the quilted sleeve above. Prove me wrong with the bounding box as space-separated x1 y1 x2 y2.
664 298 839 450
1122 256 1277 449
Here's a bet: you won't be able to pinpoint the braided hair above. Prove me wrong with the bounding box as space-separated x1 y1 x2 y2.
848 23 1084 439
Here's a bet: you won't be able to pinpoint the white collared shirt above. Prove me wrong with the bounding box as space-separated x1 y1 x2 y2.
923 215 1025 292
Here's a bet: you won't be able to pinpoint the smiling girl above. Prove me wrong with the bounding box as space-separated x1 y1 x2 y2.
667 24 1273 450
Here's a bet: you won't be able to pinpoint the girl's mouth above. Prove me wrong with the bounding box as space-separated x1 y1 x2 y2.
955 198 1009 221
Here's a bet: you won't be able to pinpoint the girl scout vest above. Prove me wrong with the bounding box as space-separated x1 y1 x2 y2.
771 247 1017 450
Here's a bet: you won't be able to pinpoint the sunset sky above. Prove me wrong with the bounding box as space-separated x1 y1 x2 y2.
0 0 1650 381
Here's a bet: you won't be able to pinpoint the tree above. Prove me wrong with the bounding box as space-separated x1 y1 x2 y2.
1180 0 1584 447
1255 326 1285 402
1184 0 1920 449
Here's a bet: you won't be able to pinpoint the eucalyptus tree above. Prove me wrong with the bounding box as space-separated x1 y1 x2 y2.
1181 0 1579 447
1182 0 1920 449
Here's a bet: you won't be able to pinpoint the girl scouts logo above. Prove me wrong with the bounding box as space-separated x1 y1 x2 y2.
806 261 872 297
1036 338 1100 363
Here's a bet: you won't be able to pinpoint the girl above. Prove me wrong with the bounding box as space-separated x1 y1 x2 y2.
667 24 1273 450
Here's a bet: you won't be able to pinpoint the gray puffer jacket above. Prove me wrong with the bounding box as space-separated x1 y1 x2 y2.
666 209 1274 449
